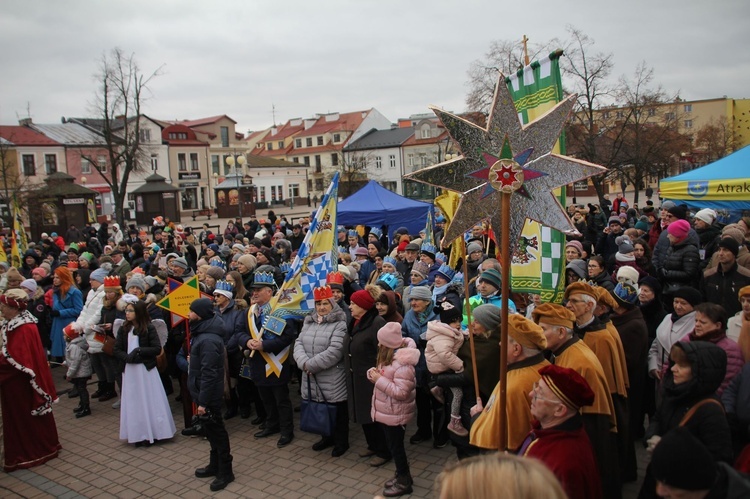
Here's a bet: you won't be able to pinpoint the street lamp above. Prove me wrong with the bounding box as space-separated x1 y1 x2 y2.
225 154 247 220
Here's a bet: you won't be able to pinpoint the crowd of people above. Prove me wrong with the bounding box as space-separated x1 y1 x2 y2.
1 198 750 497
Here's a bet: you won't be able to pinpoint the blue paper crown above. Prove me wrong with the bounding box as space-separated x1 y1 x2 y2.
377 273 399 291
347 229 358 238
253 272 276 287
383 256 398 267
209 260 226 270
215 279 234 293
435 252 447 263
420 242 437 255
369 227 382 238
451 272 464 285
337 225 346 233
279 262 292 274
436 264 456 282
613 282 639 305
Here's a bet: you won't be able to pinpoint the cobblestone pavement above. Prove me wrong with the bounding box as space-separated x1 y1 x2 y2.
1 367 647 498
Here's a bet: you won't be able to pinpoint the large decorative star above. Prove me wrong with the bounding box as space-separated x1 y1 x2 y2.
404 74 606 250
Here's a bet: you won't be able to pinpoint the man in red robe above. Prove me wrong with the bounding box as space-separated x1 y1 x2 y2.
0 288 61 471
519 364 602 499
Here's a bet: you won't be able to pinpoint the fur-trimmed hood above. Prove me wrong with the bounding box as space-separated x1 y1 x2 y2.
393 339 420 366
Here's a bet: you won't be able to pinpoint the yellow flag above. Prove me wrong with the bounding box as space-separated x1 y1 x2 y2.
434 190 464 269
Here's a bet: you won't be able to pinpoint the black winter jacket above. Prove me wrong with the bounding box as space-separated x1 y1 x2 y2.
647 341 733 463
661 240 701 293
188 314 226 409
113 322 161 371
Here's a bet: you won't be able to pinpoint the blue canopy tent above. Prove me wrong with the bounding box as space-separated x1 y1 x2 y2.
337 181 433 240
660 145 750 224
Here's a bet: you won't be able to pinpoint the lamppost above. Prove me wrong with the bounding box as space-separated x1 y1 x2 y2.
225 153 247 220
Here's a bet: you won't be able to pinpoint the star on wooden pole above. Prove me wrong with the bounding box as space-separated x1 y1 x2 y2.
404 74 606 251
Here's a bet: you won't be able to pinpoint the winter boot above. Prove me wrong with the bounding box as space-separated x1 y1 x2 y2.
195 451 218 478
383 473 413 497
448 415 468 437
91 381 106 399
75 406 91 418
210 455 234 491
99 382 117 402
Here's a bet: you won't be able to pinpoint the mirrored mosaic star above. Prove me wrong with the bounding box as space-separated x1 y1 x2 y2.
404 74 607 250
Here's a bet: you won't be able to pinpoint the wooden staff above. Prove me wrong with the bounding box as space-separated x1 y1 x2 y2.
461 244 481 404
498 193 511 451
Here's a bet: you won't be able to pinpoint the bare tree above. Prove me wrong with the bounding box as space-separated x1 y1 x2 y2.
465 39 550 115
695 117 739 162
0 132 41 225
83 48 161 227
335 150 372 197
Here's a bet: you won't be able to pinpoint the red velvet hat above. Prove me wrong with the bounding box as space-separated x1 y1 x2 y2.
539 364 595 410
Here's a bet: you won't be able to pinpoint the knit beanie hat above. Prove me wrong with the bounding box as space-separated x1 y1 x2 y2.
650 427 716 492
172 257 189 270
667 204 688 220
616 236 634 255
205 266 225 280
409 286 432 302
377 322 404 349
565 240 583 256
638 275 662 296
32 267 48 279
616 266 640 287
718 237 740 257
190 298 215 320
21 279 37 295
608 216 621 226
473 304 501 332
351 289 376 310
694 208 717 225
671 287 703 306
207 243 220 253
667 219 690 240
6 267 23 283
435 293 462 324
90 268 109 284
721 224 745 244
126 276 147 293
410 261 430 279
466 241 483 255
634 219 650 232
478 268 502 290
238 254 257 270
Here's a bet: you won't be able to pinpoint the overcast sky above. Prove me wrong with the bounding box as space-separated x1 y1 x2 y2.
2 0 748 135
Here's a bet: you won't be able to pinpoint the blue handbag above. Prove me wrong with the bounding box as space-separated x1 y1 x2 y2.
299 373 337 437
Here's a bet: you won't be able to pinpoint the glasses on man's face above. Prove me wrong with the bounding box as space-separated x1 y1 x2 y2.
531 381 562 404
567 298 586 305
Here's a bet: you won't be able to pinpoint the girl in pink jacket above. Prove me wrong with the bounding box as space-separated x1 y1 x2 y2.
425 296 467 437
368 322 419 497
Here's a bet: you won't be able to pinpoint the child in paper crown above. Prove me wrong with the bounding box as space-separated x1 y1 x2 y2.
64 324 93 418
424 293 468 436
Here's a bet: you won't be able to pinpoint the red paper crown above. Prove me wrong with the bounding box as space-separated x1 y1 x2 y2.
103 276 121 289
326 272 344 286
313 285 334 301
67 261 79 270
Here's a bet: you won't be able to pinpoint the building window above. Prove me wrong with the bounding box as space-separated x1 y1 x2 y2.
315 155 321 167
389 154 396 168
97 155 107 174
408 154 414 167
289 183 299 198
44 154 57 174
315 179 324 191
277 185 283 201
333 133 341 143
259 186 266 202
665 112 676 121
375 156 382 169
295 138 302 148
220 127 229 147
292 157 299 163
420 154 428 166
178 153 187 171
168 132 188 140
684 119 693 128
278 141 284 149
211 154 220 175
190 153 199 171
271 186 276 201
648 108 656 117
684 104 692 113
151 155 158 171
81 159 91 174
181 187 198 210
331 153 339 166
267 143 274 151
139 129 151 142
421 126 430 139
22 154 35 176
602 111 610 120
304 156 310 166
615 111 624 119
317 136 323 146
305 137 313 147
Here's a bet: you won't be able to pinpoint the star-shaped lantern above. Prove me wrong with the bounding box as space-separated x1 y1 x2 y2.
405 74 606 251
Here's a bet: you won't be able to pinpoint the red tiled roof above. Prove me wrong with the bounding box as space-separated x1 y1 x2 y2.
295 110 368 137
176 115 237 126
0 126 60 146
401 129 450 147
289 144 337 155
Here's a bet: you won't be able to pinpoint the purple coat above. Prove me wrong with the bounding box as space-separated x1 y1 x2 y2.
371 339 420 427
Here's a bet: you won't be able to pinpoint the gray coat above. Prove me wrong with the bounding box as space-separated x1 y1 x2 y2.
293 304 349 403
65 336 92 379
